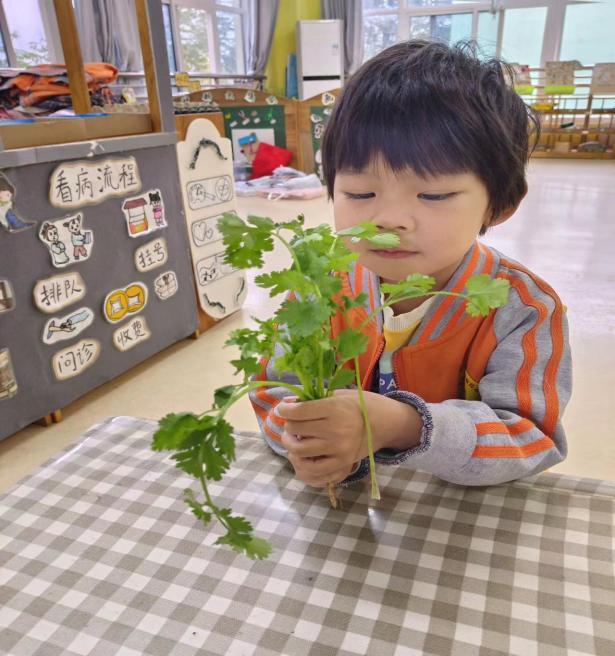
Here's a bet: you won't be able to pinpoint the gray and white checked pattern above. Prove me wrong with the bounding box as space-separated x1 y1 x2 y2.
1 416 614 656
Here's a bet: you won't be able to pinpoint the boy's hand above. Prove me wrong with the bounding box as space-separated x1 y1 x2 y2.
276 390 423 489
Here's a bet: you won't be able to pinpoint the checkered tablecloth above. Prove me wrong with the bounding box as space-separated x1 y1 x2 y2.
1 416 614 656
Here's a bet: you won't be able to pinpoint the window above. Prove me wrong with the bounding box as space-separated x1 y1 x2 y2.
2 0 53 67
217 11 244 74
364 14 399 61
476 10 498 59
500 7 547 68
0 29 9 67
560 1 615 65
177 6 212 72
409 12 473 44
162 0 246 75
362 1 613 67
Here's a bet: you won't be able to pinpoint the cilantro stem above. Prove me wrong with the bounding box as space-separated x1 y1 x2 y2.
196 448 231 532
358 290 468 332
274 230 303 276
353 355 380 501
273 229 327 401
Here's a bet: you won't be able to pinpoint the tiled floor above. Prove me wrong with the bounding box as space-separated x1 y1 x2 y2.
1 159 614 493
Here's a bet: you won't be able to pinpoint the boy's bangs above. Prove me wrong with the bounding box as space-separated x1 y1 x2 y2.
333 99 475 181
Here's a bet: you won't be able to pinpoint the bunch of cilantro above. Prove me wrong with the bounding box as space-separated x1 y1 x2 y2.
153 213 510 560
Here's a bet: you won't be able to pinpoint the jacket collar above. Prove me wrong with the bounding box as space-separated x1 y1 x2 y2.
345 241 499 344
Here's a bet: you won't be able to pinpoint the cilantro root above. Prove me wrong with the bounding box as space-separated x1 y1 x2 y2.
153 213 510 559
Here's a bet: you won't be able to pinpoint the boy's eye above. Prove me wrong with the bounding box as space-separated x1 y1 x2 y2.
418 192 456 201
343 192 375 200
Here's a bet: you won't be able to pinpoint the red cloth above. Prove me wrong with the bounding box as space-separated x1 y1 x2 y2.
250 142 292 179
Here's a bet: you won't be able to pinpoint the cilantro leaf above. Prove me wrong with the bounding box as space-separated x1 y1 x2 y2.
336 329 369 361
255 270 313 298
214 385 236 409
218 212 275 269
380 273 436 298
328 367 356 392
183 488 212 524
212 417 235 463
464 275 511 317
153 412 209 451
336 222 400 248
214 510 273 559
366 232 401 248
341 292 368 312
276 297 332 338
199 441 229 481
276 214 305 234
230 356 262 378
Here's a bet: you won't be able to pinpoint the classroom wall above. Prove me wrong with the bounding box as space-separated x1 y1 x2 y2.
264 0 321 97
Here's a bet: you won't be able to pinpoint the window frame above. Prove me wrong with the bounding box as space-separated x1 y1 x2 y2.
0 0 64 68
161 0 246 75
363 0 598 66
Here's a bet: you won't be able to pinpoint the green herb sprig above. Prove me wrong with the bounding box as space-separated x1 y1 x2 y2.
152 213 509 559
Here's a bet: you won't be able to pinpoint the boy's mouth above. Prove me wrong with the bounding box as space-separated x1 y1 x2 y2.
369 249 417 259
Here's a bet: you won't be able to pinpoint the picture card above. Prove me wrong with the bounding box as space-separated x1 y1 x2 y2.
122 188 167 238
43 307 95 345
103 282 148 324
39 213 93 268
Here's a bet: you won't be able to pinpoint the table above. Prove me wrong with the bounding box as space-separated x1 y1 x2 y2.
1 416 614 656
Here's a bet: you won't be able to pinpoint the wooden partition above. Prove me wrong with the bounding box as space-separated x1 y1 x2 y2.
296 89 341 180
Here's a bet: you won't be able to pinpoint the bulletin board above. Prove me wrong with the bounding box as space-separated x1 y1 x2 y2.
0 145 198 442
185 88 300 169
221 105 287 163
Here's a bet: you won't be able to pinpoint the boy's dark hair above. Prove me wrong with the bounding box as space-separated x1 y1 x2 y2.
321 40 539 235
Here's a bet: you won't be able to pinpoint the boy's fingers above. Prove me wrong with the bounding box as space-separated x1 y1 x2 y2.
281 430 330 457
277 397 331 421
283 418 329 440
301 465 353 489
293 454 343 480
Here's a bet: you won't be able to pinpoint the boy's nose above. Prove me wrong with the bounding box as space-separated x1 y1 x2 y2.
375 223 408 231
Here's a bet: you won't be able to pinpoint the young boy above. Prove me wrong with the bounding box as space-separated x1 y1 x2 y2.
249 40 572 489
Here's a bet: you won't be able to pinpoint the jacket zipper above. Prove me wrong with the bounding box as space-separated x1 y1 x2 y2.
362 336 385 390
392 349 400 390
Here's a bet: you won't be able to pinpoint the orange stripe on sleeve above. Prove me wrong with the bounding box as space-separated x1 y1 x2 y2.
475 418 536 437
500 273 547 421
503 264 565 439
472 436 555 458
255 386 280 411
500 262 564 437
263 422 283 443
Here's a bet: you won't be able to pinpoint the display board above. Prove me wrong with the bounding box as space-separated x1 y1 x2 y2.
0 144 198 441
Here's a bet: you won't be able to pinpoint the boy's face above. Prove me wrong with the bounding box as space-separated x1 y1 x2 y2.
0 190 11 203
333 160 491 289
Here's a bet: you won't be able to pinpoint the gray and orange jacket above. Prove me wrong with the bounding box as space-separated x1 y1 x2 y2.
249 241 572 486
